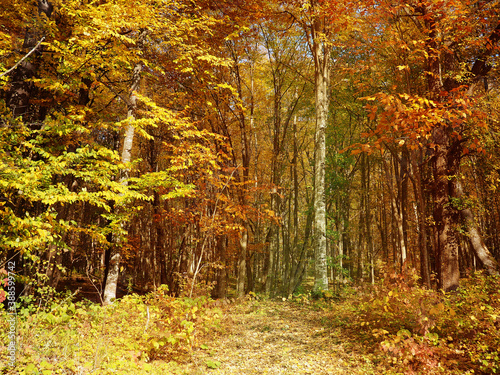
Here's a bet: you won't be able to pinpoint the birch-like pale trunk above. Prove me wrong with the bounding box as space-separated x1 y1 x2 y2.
311 15 330 293
102 63 142 305
236 229 248 297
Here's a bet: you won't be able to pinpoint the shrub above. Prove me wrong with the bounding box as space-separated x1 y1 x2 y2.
345 272 500 374
1 285 222 374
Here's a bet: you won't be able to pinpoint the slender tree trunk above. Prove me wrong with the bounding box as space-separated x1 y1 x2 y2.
411 150 431 287
287 112 300 297
216 237 227 299
311 15 331 293
246 251 254 293
282 217 291 297
383 153 407 268
357 153 367 281
237 228 248 297
378 165 389 263
365 156 374 283
103 62 142 305
400 150 410 265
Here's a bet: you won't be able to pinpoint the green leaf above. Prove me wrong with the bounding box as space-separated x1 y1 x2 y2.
205 360 221 369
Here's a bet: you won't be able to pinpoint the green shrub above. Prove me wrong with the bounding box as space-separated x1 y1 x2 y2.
1 285 222 374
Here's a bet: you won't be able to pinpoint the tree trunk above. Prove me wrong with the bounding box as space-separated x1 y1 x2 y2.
421 5 460 291
265 226 275 294
383 153 407 268
400 150 410 265
229 47 252 298
103 62 142 305
411 150 431 287
215 237 227 299
311 14 331 293
432 128 460 292
454 180 500 276
236 228 248 297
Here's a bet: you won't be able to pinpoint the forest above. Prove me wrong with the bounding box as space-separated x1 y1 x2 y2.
1 0 500 374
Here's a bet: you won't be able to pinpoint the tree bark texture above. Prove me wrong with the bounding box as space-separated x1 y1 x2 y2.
312 16 330 292
422 5 460 291
432 128 460 291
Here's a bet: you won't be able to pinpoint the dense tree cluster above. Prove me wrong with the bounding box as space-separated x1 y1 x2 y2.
1 0 500 304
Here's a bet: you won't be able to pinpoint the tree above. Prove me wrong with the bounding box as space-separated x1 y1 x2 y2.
0 0 242 300
308 0 331 293
357 0 500 290
0 0 149 292
291 0 356 293
102 39 144 305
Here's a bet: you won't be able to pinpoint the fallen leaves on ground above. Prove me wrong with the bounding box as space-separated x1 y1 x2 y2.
186 298 377 374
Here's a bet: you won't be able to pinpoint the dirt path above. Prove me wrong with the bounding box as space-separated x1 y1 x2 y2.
188 299 377 374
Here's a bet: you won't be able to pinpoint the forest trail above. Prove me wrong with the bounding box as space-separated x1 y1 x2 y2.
188 299 377 374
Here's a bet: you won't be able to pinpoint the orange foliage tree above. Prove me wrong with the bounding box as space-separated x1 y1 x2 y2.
355 0 500 290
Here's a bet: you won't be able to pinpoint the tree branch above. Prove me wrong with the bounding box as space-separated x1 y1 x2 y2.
471 22 500 78
0 37 45 78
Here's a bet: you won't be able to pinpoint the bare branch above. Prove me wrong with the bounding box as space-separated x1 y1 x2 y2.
0 37 45 78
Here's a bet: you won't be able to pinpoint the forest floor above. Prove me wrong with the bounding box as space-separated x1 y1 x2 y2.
185 298 378 374
5 276 496 374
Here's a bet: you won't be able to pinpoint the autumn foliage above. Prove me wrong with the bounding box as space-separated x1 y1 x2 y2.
1 0 500 372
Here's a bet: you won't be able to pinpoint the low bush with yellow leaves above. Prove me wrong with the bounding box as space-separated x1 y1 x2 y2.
0 286 222 374
347 271 500 374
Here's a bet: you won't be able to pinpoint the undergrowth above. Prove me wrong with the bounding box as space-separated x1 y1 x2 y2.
332 271 500 375
0 285 222 374
2 273 499 374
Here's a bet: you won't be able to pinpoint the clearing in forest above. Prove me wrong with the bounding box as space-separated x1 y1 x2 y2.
188 298 377 375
